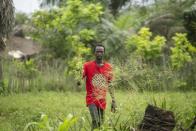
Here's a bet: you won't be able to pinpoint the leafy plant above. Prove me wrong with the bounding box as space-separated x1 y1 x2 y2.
14 59 39 79
58 114 78 131
126 27 166 61
170 33 196 69
15 12 29 25
24 114 53 131
24 113 78 131
32 0 103 59
0 78 8 95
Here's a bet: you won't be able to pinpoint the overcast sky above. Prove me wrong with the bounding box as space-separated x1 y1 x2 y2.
13 0 40 13
13 0 153 13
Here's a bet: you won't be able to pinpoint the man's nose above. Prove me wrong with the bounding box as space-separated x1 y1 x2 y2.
98 52 103 55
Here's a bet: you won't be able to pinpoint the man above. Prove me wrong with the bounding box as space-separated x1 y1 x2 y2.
82 44 117 130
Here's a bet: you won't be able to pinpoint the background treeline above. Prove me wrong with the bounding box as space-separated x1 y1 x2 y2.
1 0 196 94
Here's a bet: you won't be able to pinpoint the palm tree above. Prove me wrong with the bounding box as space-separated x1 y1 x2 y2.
0 0 14 51
0 0 14 81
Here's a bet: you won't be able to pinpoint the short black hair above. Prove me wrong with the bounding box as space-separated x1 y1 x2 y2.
94 44 105 53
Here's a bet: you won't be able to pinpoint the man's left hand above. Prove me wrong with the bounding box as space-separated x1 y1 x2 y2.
111 100 117 113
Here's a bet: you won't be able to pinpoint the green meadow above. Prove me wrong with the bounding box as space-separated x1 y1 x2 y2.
0 91 195 131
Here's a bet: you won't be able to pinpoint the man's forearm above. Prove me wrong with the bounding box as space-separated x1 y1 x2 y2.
108 84 115 101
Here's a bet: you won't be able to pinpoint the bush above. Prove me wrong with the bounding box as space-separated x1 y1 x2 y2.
112 56 196 91
126 27 166 62
171 33 196 69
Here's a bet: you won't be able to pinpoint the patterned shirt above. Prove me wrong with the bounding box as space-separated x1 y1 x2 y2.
83 61 112 109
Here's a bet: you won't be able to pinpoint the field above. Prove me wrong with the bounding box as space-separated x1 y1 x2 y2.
0 91 195 131
1 0 196 131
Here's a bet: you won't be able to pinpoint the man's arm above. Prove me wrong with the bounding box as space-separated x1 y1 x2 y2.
107 64 117 112
108 84 115 101
108 83 117 113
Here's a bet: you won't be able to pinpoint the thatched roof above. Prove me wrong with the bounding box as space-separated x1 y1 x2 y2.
2 36 41 59
6 36 41 55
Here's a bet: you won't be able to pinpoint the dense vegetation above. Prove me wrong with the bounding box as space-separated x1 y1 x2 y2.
1 0 195 93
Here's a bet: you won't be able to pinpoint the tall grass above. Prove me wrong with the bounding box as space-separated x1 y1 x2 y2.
1 59 82 95
0 91 195 131
111 56 196 91
1 56 195 94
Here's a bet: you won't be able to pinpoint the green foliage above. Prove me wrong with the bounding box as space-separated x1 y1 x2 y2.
114 12 133 30
32 0 102 75
67 56 84 81
14 60 38 79
114 10 148 30
32 0 103 59
1 1 196 130
126 27 166 61
1 59 76 93
31 0 103 84
146 0 195 18
183 7 196 46
15 12 29 25
58 114 78 131
66 55 86 91
0 60 39 93
171 33 196 69
112 57 180 91
0 79 8 95
24 114 53 131
24 113 78 131
39 0 130 16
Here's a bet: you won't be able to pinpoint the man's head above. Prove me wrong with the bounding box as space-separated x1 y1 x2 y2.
94 44 105 61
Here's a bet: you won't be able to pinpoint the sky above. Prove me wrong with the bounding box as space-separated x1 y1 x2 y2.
13 0 153 13
13 0 40 13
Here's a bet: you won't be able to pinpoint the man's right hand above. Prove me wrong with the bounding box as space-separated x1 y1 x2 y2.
111 100 117 113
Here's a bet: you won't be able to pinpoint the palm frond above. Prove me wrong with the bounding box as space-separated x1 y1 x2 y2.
190 21 196 31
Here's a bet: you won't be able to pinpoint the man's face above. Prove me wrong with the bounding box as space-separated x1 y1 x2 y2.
95 46 104 60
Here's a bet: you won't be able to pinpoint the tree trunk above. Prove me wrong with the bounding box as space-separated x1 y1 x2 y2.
139 104 176 131
0 56 3 89
0 59 2 80
0 0 14 85
0 38 4 83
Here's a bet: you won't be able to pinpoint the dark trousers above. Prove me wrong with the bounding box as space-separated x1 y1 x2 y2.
88 104 104 130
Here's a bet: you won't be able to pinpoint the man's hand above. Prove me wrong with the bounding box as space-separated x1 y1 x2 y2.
111 100 117 113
